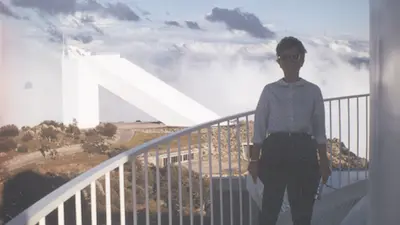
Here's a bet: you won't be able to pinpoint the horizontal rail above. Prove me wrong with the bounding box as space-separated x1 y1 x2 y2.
5 111 255 225
323 94 369 102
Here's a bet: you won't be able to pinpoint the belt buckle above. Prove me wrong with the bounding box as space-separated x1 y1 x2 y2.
288 132 292 137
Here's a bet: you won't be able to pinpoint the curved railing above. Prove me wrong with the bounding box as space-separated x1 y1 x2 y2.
5 94 370 225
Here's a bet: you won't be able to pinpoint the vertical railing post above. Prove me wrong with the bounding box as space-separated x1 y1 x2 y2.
369 1 400 224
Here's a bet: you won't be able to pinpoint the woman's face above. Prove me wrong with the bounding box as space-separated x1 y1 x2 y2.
276 47 304 74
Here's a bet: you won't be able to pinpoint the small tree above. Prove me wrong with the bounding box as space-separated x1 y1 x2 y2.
0 125 19 137
21 131 34 142
0 137 17 152
40 120 65 130
41 127 58 141
96 123 117 137
65 124 80 136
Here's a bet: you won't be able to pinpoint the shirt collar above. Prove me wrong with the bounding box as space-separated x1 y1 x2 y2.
277 78 306 87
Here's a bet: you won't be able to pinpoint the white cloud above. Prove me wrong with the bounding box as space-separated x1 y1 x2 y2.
83 22 369 113
2 15 370 117
1 13 370 156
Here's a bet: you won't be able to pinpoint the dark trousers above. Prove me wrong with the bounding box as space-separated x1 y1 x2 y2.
258 133 320 225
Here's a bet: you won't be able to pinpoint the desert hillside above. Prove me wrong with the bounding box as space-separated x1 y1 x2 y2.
0 121 368 224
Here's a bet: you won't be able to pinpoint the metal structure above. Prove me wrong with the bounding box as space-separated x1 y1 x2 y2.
62 46 220 128
5 94 370 225
368 0 400 224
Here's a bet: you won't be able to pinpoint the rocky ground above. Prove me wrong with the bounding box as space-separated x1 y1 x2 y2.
206 122 368 171
327 138 368 169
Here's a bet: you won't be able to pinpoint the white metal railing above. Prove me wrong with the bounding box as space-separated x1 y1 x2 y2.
4 94 370 225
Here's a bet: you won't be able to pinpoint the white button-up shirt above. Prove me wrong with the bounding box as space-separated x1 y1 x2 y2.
252 78 327 145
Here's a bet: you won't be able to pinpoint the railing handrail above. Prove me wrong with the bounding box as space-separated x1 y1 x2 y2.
323 93 369 102
6 110 255 225
5 93 370 225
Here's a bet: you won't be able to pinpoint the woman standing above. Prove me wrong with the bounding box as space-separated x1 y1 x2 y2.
248 36 331 225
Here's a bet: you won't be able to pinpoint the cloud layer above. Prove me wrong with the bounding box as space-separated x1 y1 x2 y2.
205 7 275 39
1 2 369 122
0 2 370 157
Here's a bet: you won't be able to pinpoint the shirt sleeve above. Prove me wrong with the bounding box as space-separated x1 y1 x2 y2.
312 86 327 144
252 86 270 145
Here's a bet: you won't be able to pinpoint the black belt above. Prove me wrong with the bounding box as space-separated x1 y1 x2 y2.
268 132 312 138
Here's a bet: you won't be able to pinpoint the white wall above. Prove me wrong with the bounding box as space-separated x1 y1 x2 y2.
62 56 100 128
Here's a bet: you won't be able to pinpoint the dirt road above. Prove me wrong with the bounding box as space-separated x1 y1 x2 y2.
1 144 84 173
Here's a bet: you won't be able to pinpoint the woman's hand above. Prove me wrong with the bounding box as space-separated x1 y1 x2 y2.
248 161 259 183
317 144 332 184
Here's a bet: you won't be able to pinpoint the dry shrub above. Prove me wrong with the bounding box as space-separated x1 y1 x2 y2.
82 133 109 154
35 140 60 158
21 126 31 132
21 131 34 142
41 127 58 140
65 124 80 136
40 120 65 130
115 160 210 214
85 132 103 142
84 129 97 136
0 124 19 137
96 123 117 137
82 142 109 154
0 137 17 152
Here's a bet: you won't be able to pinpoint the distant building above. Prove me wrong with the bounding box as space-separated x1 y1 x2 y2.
141 147 201 168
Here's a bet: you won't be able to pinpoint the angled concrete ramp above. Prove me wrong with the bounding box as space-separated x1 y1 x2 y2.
277 180 367 225
62 47 220 128
92 56 221 126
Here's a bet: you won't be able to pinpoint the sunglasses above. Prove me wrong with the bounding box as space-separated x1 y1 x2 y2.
278 54 301 61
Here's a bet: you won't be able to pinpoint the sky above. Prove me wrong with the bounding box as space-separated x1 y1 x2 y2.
134 0 369 38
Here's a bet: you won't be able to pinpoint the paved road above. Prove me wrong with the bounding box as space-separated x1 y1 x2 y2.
114 122 167 129
116 129 135 143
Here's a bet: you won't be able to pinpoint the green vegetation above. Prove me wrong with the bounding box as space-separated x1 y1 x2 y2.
0 120 118 155
120 131 204 150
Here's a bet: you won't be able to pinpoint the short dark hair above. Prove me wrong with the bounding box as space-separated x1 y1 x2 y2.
276 36 307 56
